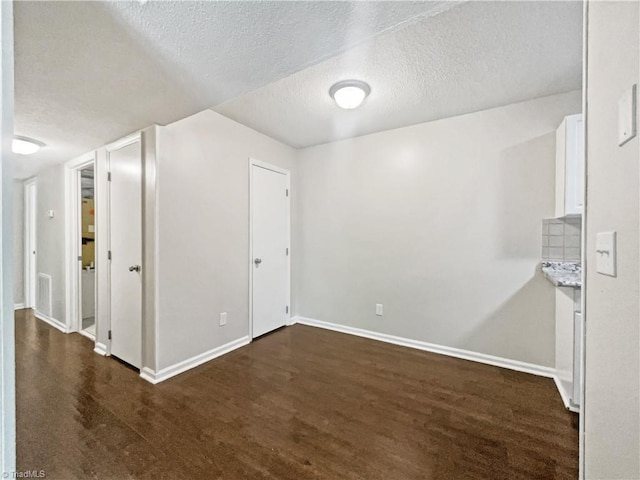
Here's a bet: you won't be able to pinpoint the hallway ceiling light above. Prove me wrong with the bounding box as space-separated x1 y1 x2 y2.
12 136 44 155
329 80 371 110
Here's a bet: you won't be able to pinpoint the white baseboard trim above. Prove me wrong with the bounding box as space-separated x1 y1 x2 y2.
139 367 159 384
78 329 95 341
553 376 580 413
292 316 556 379
34 311 68 334
140 335 251 384
94 342 108 356
14 303 25 310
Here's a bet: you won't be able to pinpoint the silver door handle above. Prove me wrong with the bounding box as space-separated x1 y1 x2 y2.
254 258 262 265
129 265 141 272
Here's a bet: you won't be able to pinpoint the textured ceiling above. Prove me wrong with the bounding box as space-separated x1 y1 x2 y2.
215 1 583 149
13 0 451 178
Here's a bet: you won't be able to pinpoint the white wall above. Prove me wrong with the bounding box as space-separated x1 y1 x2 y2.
35 164 66 322
294 90 582 367
13 180 23 307
584 2 640 478
156 110 296 370
141 126 158 370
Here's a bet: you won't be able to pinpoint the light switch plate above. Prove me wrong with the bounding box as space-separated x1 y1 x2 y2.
596 231 617 277
618 84 637 146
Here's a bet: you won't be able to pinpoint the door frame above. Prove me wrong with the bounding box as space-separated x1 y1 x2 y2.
248 158 291 340
64 152 96 334
23 177 36 309
0 1 16 472
578 0 588 477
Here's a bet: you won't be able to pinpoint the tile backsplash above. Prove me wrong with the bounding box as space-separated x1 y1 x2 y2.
542 217 582 262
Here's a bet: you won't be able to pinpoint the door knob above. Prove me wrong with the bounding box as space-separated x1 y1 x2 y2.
129 265 141 272
254 258 262 266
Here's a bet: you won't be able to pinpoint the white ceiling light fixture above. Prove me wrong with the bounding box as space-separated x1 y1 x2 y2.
12 136 44 155
329 80 371 110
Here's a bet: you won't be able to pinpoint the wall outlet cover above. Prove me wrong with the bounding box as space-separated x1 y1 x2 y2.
375 304 383 316
219 312 227 326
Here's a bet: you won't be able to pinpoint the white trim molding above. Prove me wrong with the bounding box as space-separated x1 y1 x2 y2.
34 311 68 334
0 2 16 472
553 376 580 413
77 329 95 342
291 317 556 379
140 336 250 384
94 342 108 356
13 303 24 311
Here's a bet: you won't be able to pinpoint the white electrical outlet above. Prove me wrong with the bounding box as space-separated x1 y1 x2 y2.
219 312 227 326
376 304 383 316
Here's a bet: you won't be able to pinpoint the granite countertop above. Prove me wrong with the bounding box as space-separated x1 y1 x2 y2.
541 261 582 288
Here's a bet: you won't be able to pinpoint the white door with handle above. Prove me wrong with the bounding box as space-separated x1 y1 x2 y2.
251 161 290 338
24 180 37 309
108 138 142 368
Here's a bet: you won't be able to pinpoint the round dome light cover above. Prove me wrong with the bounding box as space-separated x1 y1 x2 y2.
12 136 45 155
329 80 371 109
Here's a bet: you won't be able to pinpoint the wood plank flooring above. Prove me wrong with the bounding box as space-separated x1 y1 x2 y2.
15 308 578 479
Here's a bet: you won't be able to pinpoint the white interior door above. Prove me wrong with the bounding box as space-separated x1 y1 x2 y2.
251 162 289 338
24 181 36 309
109 139 142 368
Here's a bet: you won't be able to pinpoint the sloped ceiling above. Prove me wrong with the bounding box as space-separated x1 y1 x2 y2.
13 0 452 178
215 1 583 148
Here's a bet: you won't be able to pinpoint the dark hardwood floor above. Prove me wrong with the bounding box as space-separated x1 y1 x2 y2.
15 308 578 479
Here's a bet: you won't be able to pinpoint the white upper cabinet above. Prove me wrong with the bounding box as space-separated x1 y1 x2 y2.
555 113 584 217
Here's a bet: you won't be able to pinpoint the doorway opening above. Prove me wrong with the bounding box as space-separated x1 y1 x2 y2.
65 154 97 339
79 165 96 338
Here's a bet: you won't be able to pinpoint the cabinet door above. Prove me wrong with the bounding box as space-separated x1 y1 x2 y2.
555 119 567 218
572 312 583 407
555 287 574 386
555 114 584 217
575 116 584 212
564 114 584 216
